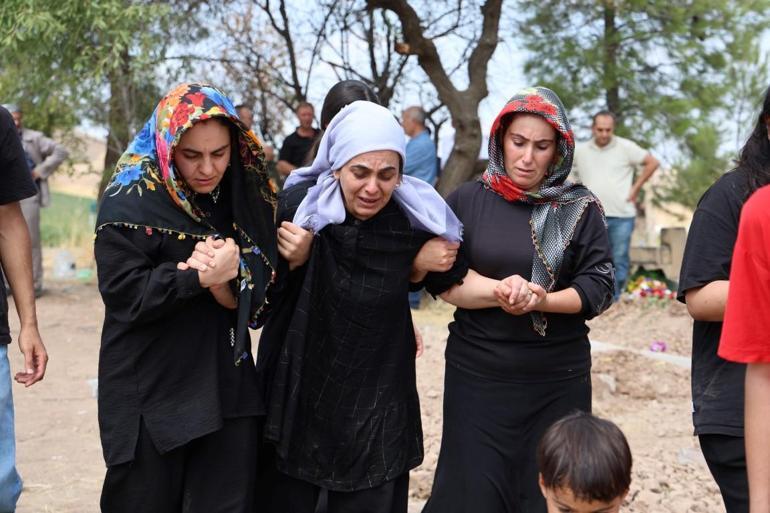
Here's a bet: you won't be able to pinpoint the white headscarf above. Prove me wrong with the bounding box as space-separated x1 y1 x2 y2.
284 101 462 242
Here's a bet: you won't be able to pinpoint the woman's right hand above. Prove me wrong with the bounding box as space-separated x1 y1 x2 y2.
413 237 460 273
277 221 314 270
495 275 546 315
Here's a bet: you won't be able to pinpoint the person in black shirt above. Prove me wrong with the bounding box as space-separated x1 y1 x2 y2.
0 105 48 513
276 101 320 178
422 87 614 513
94 83 276 513
256 100 463 513
677 85 770 513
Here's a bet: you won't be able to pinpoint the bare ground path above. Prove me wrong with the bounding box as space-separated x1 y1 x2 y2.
8 283 724 512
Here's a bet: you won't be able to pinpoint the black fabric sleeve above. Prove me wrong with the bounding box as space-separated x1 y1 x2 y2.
0 107 37 205
677 179 739 302
567 202 614 319
278 134 293 163
95 225 205 325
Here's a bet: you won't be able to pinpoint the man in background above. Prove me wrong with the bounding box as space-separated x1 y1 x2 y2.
571 111 659 300
0 105 49 513
276 102 319 178
401 106 438 186
3 104 68 297
235 104 275 162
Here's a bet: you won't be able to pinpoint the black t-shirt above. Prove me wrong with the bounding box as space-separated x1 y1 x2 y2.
278 128 320 168
677 169 749 437
0 106 37 345
441 181 614 383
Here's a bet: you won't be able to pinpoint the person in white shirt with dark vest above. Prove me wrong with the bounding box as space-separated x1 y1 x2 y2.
571 111 659 300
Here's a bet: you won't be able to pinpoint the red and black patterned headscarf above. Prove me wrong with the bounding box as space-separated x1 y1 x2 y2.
481 86 606 335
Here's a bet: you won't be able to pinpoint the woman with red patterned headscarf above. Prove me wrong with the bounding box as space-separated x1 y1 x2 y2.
422 87 614 513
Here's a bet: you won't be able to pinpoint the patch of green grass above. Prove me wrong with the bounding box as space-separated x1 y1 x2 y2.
40 192 96 248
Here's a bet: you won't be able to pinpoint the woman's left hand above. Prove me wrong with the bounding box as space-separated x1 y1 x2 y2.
414 325 424 358
496 276 547 315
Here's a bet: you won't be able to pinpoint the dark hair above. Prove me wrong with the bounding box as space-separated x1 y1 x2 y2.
303 80 381 165
296 101 314 114
736 85 770 194
538 411 632 503
592 110 616 126
320 80 380 130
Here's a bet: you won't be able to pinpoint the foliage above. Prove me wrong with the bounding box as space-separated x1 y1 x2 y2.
0 1 206 198
0 1 166 132
40 192 96 248
517 0 770 209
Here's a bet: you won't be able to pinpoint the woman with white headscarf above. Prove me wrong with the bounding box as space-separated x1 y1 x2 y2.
256 100 464 512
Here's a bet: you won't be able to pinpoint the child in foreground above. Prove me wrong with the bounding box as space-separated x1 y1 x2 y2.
538 411 632 513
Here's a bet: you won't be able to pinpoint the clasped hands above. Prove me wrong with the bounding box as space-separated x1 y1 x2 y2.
177 236 240 308
495 274 547 315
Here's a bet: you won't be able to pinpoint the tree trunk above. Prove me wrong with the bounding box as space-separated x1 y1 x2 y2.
438 107 482 195
97 51 133 201
602 2 620 121
367 0 502 197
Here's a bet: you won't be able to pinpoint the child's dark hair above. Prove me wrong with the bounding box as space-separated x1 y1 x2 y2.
538 411 632 503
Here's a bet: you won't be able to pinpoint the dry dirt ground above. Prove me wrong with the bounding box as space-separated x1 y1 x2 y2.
7 281 724 512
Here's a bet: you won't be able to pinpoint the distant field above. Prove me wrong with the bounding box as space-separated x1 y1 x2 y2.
40 192 96 248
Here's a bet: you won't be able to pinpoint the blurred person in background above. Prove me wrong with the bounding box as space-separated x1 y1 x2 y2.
571 111 659 301
2 104 68 297
276 102 319 179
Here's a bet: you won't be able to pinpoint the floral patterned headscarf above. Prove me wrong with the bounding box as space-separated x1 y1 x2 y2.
481 86 608 335
96 83 277 364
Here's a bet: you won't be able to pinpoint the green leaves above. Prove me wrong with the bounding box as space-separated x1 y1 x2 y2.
517 0 770 209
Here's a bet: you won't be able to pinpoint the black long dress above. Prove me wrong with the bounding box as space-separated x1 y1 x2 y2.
258 181 466 494
423 181 614 513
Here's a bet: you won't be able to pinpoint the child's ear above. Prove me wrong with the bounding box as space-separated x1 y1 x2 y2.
619 487 630 503
538 473 548 498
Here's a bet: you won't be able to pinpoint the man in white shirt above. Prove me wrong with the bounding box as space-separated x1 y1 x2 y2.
572 111 659 300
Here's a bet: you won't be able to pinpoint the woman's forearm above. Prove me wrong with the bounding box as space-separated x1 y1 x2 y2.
746 363 770 513
209 284 237 309
439 269 499 309
685 280 729 321
538 287 582 314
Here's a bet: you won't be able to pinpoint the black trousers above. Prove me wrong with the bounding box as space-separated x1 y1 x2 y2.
699 434 749 513
422 363 591 513
267 470 409 513
101 416 259 513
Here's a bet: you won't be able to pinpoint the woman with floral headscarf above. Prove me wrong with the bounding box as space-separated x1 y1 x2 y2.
422 87 614 513
94 83 276 513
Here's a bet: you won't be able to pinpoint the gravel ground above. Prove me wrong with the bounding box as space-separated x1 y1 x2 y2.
7 283 724 512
